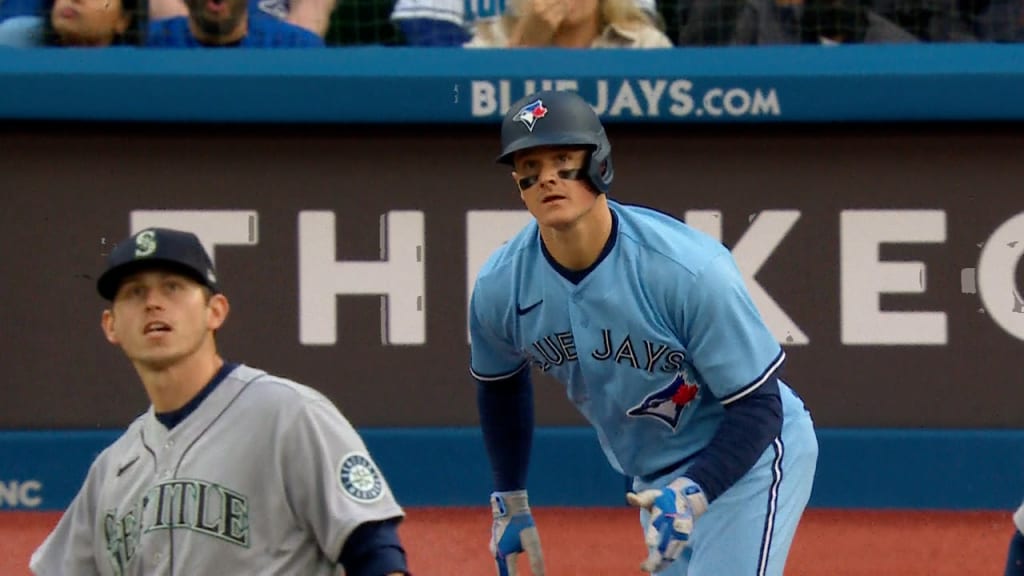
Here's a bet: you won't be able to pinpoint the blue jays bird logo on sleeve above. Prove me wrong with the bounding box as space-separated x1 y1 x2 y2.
513 99 548 132
627 371 700 430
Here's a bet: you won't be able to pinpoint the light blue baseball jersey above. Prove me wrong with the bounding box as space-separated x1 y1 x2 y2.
470 200 798 480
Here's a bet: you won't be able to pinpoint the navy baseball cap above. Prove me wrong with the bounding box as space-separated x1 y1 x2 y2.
97 228 219 301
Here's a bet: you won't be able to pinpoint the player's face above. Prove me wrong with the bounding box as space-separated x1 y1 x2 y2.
101 270 228 371
513 146 599 231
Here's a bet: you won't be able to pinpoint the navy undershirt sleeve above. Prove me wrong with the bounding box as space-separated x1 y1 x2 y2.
1005 530 1024 575
338 518 409 575
682 374 783 503
476 368 534 492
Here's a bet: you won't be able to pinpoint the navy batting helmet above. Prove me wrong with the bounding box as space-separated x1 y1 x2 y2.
497 90 614 194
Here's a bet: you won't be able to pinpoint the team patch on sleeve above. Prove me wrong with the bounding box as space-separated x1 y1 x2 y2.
337 452 385 503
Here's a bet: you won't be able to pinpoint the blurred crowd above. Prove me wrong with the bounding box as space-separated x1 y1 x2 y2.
0 0 1019 48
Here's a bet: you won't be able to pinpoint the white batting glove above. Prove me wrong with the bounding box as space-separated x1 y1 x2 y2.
626 477 708 573
490 490 546 576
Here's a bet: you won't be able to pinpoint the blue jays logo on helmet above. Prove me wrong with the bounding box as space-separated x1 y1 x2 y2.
512 99 549 132
627 371 700 430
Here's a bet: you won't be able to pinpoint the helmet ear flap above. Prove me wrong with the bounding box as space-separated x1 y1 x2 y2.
585 133 614 195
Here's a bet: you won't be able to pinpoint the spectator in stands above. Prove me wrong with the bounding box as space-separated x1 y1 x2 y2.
464 0 672 47
0 0 333 39
392 0 662 45
146 0 334 36
730 0 918 43
872 0 1021 41
0 0 143 46
146 0 324 46
963 0 1023 40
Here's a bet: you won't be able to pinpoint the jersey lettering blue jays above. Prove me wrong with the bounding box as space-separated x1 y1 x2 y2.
470 200 794 478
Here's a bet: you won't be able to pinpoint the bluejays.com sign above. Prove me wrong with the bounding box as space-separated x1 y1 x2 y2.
0 479 43 508
468 78 781 120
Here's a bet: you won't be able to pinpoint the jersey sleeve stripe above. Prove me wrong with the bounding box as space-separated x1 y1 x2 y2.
470 360 530 382
719 349 786 406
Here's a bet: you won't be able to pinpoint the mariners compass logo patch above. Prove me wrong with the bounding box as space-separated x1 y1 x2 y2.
338 452 385 503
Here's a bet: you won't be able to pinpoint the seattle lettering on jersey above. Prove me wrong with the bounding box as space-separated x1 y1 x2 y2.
103 479 250 574
528 328 685 374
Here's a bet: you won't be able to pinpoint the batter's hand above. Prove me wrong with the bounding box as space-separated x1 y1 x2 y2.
490 490 546 576
627 477 708 573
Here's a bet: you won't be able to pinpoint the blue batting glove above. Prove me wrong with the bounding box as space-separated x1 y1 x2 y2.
626 477 709 573
489 490 546 576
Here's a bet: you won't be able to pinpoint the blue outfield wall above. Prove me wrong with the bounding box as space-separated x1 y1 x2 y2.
0 44 1024 123
0 428 1020 512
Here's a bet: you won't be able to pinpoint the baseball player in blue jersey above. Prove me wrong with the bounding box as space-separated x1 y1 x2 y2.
470 90 819 576
30 227 408 576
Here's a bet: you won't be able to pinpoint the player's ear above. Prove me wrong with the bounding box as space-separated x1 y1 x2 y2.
206 293 230 331
101 309 119 345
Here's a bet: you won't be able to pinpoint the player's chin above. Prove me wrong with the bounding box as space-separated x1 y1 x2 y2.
533 209 580 230
131 349 185 370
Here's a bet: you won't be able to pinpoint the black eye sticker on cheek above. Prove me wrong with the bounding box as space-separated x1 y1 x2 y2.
518 175 539 189
557 169 584 181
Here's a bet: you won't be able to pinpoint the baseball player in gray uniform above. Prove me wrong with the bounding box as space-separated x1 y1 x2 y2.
30 227 410 576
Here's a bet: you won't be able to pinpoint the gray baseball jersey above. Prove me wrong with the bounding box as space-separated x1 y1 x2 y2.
29 364 404 576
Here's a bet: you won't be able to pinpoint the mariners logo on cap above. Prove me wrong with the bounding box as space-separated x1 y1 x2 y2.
338 452 385 503
134 230 158 258
513 99 548 132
